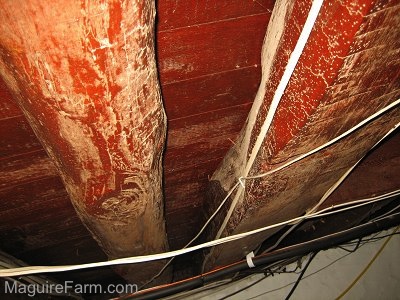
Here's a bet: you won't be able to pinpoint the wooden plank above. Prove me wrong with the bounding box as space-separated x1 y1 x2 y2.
0 151 58 189
157 13 270 84
0 176 112 280
157 0 274 31
322 131 400 208
16 237 107 265
0 78 21 120
0 178 71 224
0 176 66 210
166 207 207 249
163 104 252 249
165 158 221 211
0 116 43 158
0 221 90 253
164 103 251 171
163 66 261 120
164 157 228 249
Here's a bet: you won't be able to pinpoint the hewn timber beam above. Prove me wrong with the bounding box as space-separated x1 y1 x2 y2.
204 0 400 270
0 0 169 284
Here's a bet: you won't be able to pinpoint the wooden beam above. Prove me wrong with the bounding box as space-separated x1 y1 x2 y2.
0 0 169 284
203 0 400 270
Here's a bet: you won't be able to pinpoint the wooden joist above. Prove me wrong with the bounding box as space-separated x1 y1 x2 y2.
203 0 400 270
0 0 169 284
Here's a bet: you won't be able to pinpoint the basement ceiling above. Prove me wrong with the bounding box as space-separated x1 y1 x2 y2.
0 0 399 294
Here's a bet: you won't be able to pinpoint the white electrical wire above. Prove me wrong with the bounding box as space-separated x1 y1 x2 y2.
0 252 82 298
216 0 325 240
246 99 400 182
0 0 396 284
262 120 400 253
310 121 400 214
146 41 400 286
200 98 398 271
372 203 400 221
141 182 241 287
244 0 324 178
308 191 400 218
209 98 400 247
4 99 394 282
0 188 398 277
127 0 397 283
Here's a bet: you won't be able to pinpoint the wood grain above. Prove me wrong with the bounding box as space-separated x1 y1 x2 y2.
204 0 400 270
157 0 274 31
0 0 169 285
157 13 270 84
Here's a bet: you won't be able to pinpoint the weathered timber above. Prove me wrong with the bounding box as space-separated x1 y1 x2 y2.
158 8 271 252
0 0 275 283
0 0 169 284
203 0 400 270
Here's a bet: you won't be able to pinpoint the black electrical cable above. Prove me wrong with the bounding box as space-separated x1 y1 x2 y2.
217 274 268 300
250 227 399 300
247 252 355 299
122 212 400 300
336 237 362 253
217 263 300 300
342 232 400 246
284 251 318 300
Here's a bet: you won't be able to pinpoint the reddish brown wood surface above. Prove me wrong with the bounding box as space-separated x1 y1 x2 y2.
157 0 274 31
0 1 273 284
158 1 273 250
158 14 269 84
162 67 260 120
204 0 400 270
1 0 398 288
324 131 400 208
0 0 170 284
